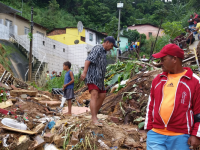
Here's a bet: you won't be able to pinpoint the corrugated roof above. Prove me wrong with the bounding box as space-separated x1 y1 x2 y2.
0 2 21 14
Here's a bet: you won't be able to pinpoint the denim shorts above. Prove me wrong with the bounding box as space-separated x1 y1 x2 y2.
147 130 190 150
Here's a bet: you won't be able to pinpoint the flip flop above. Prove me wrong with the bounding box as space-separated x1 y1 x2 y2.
93 122 103 127
98 119 104 123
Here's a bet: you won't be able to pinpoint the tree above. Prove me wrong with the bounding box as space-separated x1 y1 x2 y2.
40 0 60 31
162 21 185 39
105 17 118 39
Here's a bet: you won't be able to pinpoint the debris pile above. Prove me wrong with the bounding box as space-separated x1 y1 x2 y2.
0 42 200 150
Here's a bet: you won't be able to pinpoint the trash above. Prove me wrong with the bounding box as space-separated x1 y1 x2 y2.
0 100 13 109
33 123 45 133
98 139 110 150
71 131 79 145
10 90 37 97
1 118 27 130
48 121 56 129
2 134 9 147
44 132 54 143
138 121 145 129
32 135 45 149
44 143 58 150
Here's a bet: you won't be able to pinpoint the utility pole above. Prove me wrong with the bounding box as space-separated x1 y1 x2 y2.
116 2 123 62
28 7 33 81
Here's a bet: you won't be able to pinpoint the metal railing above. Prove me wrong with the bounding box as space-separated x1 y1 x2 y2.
9 34 46 82
35 53 46 82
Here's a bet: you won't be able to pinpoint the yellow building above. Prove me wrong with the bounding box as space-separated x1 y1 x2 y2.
47 27 106 46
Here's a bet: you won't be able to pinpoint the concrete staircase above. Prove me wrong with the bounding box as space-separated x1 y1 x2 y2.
10 37 47 84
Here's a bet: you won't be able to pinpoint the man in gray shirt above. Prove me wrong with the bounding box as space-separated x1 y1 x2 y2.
81 36 118 126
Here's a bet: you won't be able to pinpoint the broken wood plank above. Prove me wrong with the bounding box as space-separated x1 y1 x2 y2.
0 100 13 109
10 90 37 97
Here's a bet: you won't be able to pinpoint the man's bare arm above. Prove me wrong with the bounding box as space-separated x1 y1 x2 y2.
81 60 91 80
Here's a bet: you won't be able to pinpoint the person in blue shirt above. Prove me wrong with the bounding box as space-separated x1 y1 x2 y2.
60 61 74 115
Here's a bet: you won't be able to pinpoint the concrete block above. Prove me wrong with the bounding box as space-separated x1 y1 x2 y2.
44 132 54 143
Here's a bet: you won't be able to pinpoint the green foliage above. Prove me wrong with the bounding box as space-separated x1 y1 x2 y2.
162 21 185 39
105 17 118 39
37 69 83 92
0 88 7 103
142 35 170 56
0 0 199 33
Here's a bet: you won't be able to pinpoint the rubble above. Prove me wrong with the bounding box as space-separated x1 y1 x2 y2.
0 42 199 150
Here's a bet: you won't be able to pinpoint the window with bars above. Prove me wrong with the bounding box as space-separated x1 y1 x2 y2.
89 33 93 41
24 27 29 35
5 19 12 27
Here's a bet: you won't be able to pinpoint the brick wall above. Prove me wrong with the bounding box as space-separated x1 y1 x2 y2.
47 29 66 36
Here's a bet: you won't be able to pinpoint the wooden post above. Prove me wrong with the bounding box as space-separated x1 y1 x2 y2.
28 7 33 81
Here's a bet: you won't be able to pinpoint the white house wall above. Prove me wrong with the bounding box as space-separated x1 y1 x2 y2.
0 24 9 40
18 33 88 74
85 29 97 46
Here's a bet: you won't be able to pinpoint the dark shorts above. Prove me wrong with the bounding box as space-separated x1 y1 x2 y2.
87 84 106 93
64 89 74 100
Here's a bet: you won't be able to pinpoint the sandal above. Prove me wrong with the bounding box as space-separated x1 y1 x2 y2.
98 119 104 123
93 122 103 127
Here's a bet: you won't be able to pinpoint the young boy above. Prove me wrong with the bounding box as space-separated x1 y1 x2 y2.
60 61 74 115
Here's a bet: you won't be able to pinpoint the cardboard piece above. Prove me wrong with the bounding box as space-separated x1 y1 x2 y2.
0 100 13 109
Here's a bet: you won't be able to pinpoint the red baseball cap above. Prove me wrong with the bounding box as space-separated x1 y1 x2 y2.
152 44 184 59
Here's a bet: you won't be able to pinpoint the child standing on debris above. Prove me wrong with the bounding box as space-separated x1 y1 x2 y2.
60 61 74 115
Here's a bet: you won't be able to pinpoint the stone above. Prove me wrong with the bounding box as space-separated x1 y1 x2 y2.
10 90 37 97
44 132 54 143
32 123 45 133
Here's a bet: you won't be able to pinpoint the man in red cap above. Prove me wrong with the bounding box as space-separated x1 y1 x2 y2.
145 44 200 150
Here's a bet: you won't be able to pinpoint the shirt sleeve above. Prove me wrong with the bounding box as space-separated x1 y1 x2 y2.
144 81 155 130
191 81 200 138
86 46 100 64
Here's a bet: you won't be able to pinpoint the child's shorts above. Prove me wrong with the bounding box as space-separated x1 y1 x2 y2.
64 89 75 100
